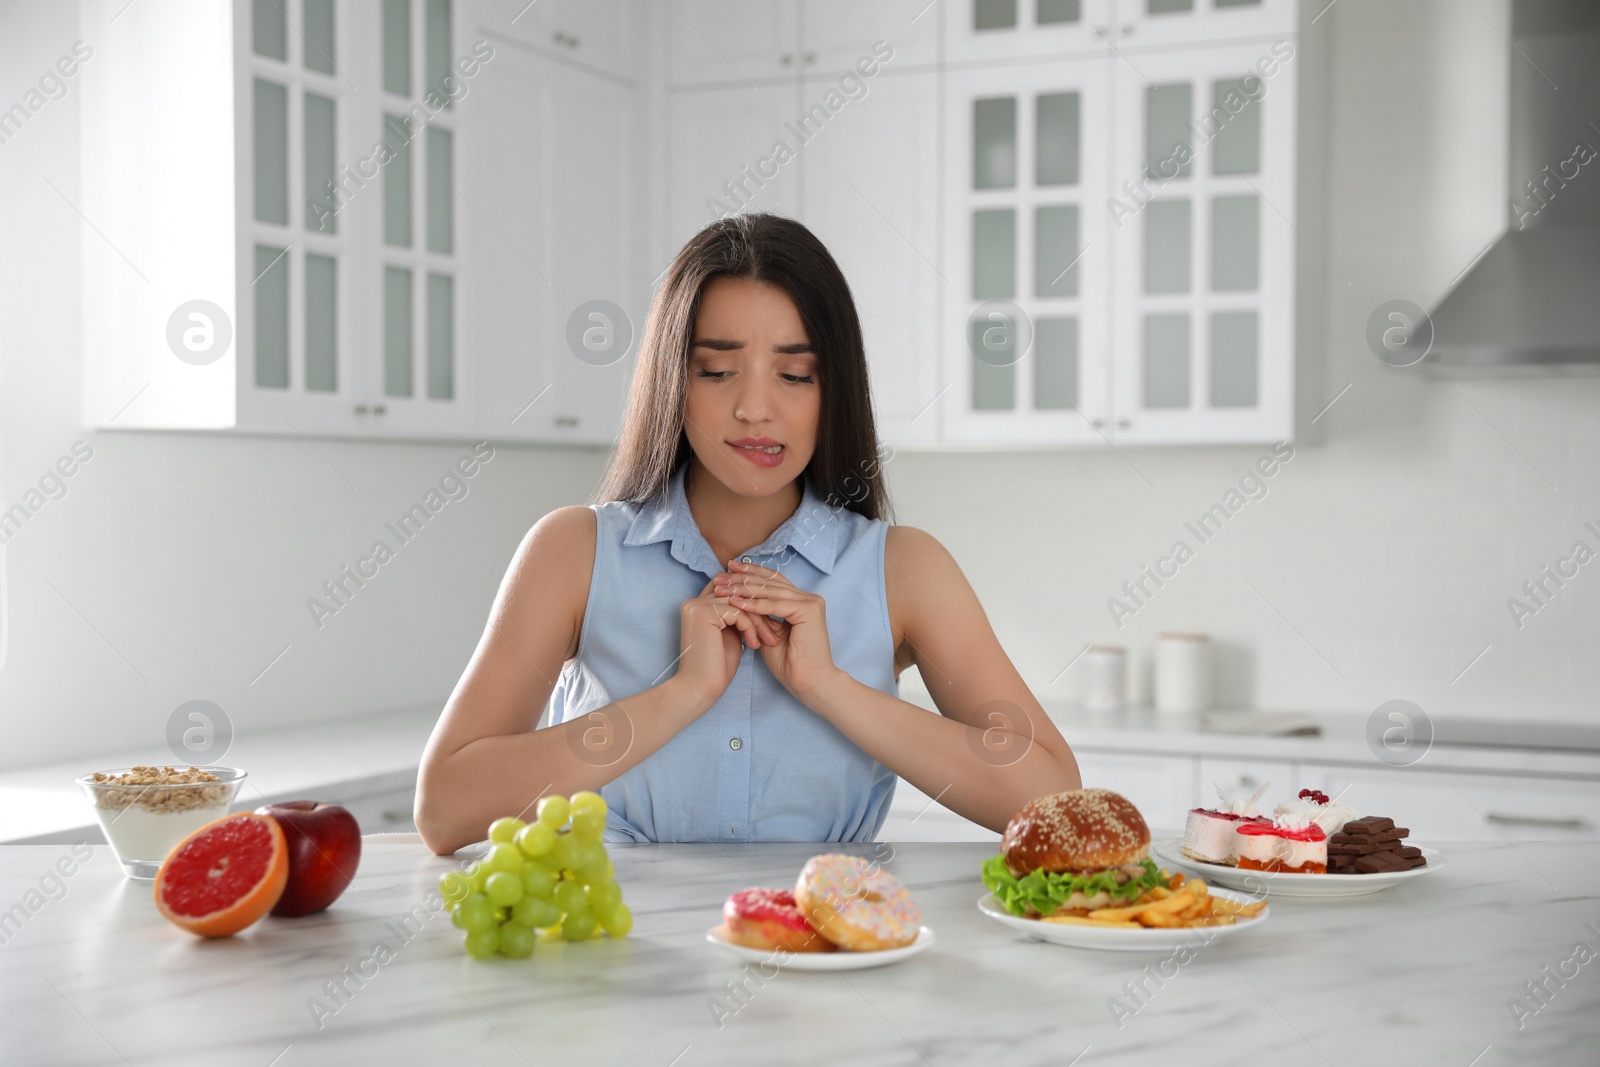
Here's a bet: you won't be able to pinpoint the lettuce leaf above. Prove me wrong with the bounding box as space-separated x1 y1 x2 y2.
981 853 1164 917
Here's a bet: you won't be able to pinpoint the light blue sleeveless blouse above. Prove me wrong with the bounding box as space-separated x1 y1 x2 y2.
545 463 899 843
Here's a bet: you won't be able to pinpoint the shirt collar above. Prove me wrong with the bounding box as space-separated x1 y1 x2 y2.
622 464 841 577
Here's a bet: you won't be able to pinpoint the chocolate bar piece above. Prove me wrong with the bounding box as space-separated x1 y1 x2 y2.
1396 845 1422 859
1341 816 1395 835
1354 851 1409 873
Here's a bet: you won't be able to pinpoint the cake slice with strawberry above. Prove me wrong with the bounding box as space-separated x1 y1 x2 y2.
1235 811 1328 874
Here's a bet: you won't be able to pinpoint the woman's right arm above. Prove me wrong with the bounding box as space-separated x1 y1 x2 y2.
414 506 769 855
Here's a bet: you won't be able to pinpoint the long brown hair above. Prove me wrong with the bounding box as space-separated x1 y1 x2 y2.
596 213 893 522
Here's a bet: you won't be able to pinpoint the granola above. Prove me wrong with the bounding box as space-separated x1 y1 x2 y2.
87 765 231 813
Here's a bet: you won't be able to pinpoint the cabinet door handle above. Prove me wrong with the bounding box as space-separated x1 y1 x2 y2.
373 404 386 415
555 415 579 428
803 50 815 64
1236 775 1258 787
1485 812 1587 829
1117 418 1131 429
780 53 792 66
354 404 369 415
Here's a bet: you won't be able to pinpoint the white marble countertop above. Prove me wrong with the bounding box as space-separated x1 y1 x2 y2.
2 839 1595 1065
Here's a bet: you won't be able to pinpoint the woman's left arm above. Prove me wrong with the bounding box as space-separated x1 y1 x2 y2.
716 526 1082 834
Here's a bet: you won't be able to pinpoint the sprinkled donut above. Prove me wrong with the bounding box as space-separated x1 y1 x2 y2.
794 853 921 951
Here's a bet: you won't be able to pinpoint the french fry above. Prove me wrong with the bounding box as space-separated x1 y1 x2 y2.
1148 886 1173 901
1089 884 1196 922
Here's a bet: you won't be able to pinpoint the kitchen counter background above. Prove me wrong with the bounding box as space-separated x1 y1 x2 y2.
9 699 1598 845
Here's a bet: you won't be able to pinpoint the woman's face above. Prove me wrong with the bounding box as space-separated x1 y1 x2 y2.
684 276 821 496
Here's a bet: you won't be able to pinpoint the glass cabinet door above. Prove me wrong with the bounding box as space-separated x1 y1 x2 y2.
1110 40 1296 443
1113 0 1297 49
944 59 1112 444
944 0 1116 64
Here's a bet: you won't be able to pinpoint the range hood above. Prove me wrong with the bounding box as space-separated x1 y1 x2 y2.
1423 0 1600 375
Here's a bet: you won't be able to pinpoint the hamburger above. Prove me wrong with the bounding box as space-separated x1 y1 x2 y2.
981 788 1163 918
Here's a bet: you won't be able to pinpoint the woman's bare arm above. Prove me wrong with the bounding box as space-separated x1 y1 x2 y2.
413 507 715 855
802 525 1081 834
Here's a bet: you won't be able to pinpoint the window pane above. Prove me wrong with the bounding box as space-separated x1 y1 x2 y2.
384 115 413 247
383 0 411 95
253 80 288 225
1148 0 1193 12
1037 0 1080 24
1211 195 1259 291
385 266 413 397
1145 83 1192 182
973 97 1016 189
305 92 337 233
1211 77 1262 175
426 0 453 107
1143 314 1190 409
973 208 1015 299
427 126 454 254
1035 91 1079 186
304 0 335 74
427 273 454 400
253 0 287 60
975 0 1018 30
305 253 337 392
254 245 289 388
1035 205 1079 298
1034 317 1078 410
1210 311 1259 407
1144 199 1191 294
968 319 1015 410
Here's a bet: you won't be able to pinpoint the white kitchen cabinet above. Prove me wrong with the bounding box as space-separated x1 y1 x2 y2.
665 83 803 257
943 59 1114 444
473 43 644 444
1114 0 1297 50
84 0 480 439
476 0 644 81
1196 756 1295 808
1108 40 1296 443
801 0 939 72
1301 765 1600 843
943 0 1115 65
800 72 943 448
1074 750 1195 832
666 0 801 86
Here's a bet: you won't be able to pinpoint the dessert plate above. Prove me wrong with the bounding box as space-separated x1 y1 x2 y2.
705 925 935 970
1151 838 1445 898
977 889 1268 953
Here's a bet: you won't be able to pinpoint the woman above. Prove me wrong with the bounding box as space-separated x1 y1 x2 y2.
416 213 1081 854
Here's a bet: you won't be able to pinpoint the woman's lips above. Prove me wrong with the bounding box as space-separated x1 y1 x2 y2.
731 442 785 468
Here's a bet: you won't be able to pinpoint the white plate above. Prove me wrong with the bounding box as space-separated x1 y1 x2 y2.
705 924 935 970
1150 838 1445 898
977 888 1269 952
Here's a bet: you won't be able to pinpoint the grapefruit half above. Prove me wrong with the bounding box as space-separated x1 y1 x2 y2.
154 812 289 937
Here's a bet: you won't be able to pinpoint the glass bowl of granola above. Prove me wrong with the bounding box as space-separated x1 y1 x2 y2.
77 766 246 879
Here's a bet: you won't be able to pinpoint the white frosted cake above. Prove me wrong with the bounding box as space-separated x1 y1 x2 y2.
1180 782 1272 866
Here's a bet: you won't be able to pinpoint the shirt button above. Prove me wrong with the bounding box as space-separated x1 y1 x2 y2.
729 737 742 750
740 555 752 563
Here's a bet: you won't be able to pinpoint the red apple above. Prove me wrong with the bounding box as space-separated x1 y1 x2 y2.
255 801 361 917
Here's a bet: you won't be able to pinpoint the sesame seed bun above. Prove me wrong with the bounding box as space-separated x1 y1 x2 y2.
1000 788 1151 877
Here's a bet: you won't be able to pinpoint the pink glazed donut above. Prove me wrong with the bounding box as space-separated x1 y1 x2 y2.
793 853 921 951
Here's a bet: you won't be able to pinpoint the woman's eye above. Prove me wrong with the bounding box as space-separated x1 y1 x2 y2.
782 374 816 384
696 370 731 379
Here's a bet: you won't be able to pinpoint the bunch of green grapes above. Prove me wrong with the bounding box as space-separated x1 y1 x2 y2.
438 791 633 959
